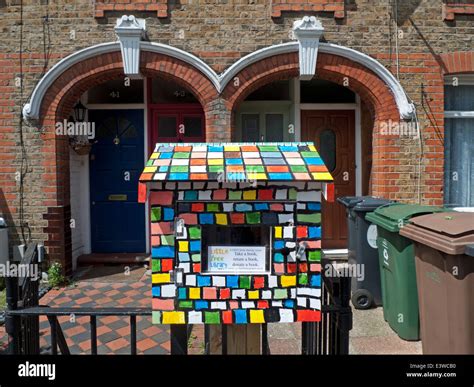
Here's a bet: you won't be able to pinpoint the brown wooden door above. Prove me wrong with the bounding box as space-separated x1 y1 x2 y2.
301 110 356 249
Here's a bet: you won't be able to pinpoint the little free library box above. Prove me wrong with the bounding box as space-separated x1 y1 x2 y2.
139 142 334 325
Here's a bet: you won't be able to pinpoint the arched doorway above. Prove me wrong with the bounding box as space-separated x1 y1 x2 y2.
70 74 208 264
24 45 219 273
224 48 405 250
232 76 373 249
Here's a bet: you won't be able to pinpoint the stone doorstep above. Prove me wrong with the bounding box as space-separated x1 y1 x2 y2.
77 253 151 265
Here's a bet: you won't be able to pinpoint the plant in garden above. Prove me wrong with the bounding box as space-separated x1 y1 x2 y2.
47 262 68 288
0 288 6 310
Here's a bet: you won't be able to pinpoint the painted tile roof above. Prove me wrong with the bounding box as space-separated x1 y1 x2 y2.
139 142 333 182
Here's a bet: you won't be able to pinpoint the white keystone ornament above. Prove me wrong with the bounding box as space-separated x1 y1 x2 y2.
115 15 146 76
292 16 324 81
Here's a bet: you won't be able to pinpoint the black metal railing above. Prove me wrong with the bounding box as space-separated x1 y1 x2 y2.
5 243 40 355
7 307 152 355
6 250 351 355
301 259 352 355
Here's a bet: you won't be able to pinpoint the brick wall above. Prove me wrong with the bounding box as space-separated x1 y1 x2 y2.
0 0 473 270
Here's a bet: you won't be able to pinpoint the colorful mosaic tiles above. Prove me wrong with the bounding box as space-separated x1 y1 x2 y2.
149 184 324 325
139 142 333 183
140 142 331 325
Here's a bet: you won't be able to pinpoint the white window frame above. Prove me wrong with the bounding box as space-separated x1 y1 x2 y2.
444 74 474 118
443 74 474 207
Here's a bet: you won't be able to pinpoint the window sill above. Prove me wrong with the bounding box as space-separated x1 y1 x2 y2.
271 0 345 19
94 1 168 18
443 3 474 21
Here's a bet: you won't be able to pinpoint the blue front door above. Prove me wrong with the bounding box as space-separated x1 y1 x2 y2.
89 110 146 253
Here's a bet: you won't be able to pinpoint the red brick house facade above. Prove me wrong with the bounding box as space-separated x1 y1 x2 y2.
0 1 473 273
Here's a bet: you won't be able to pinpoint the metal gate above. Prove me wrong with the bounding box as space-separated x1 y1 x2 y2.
301 259 352 355
5 243 40 354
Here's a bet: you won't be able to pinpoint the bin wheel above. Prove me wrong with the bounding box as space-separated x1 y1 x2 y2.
351 289 374 310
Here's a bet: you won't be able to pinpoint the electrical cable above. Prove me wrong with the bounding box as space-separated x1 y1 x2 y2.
390 0 422 203
394 0 400 80
18 0 52 243
18 0 30 243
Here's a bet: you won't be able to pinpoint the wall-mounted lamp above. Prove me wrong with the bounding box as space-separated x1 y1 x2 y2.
73 101 87 123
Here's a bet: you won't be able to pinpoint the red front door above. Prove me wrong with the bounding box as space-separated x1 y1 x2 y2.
301 110 356 249
150 105 205 152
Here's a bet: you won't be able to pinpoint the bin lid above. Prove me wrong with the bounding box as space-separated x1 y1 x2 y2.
399 212 474 255
353 197 393 213
365 203 444 232
337 196 371 209
466 244 474 257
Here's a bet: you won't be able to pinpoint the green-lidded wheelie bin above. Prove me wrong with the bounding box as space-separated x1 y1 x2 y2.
365 204 445 341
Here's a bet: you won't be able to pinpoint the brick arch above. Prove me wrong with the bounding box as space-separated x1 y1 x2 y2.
222 50 403 201
439 51 474 75
38 50 219 273
222 52 400 123
41 51 219 126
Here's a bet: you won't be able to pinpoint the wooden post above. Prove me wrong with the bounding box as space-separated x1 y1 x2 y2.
208 324 261 354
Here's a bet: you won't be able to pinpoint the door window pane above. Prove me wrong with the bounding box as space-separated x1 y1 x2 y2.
118 117 138 138
96 116 116 138
88 79 144 104
245 81 290 101
242 114 260 142
445 85 474 111
300 79 355 103
265 114 284 142
157 116 177 138
183 116 203 138
151 78 199 104
319 129 337 172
